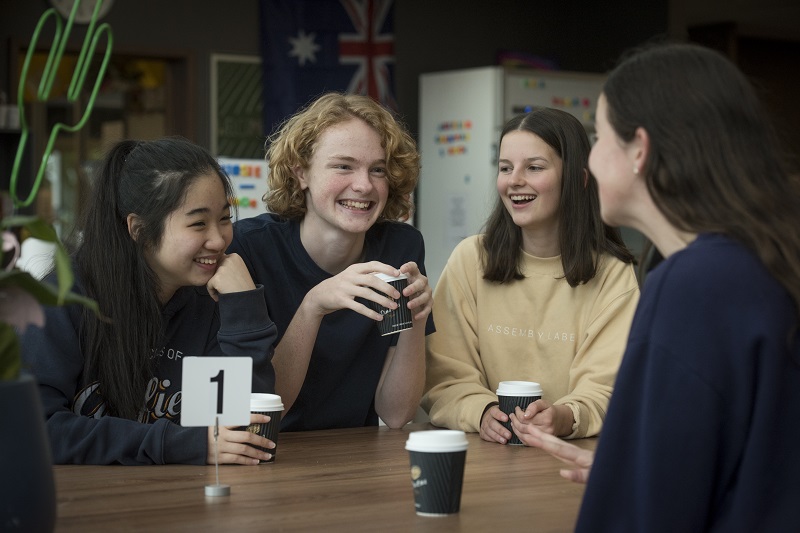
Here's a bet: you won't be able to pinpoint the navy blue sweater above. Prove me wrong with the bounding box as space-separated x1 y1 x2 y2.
578 234 800 531
20 275 277 465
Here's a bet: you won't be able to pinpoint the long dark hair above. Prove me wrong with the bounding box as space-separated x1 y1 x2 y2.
482 107 634 286
75 137 232 419
603 43 800 317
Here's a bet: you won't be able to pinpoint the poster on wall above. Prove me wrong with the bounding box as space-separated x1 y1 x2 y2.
218 157 270 222
210 54 266 159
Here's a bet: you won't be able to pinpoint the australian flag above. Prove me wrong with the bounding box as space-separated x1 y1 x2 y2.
259 0 397 139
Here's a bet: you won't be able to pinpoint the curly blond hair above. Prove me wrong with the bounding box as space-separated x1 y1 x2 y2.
263 93 420 221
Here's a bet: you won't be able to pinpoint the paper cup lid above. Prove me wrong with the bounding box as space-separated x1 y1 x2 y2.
373 272 408 282
250 393 283 411
405 430 468 452
496 381 542 396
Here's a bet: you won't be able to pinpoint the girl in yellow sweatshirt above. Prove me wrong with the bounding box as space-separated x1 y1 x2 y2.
422 108 639 442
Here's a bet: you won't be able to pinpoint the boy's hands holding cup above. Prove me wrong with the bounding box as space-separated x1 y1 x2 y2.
398 261 432 323
301 260 431 331
362 261 432 336
302 261 402 320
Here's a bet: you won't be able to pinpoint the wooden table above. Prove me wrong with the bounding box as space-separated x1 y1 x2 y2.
53 423 595 532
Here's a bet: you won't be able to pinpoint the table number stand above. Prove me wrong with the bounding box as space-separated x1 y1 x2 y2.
181 357 252 498
205 417 230 497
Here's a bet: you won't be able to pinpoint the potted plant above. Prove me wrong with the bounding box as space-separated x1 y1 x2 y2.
0 193 97 532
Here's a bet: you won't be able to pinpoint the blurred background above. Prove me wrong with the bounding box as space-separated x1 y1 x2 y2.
1 0 798 264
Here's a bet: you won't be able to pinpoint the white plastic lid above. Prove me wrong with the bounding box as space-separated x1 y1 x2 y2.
250 393 283 411
372 272 408 282
405 430 468 452
496 381 542 396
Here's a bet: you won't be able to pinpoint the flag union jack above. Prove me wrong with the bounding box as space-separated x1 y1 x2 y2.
260 0 397 137
339 0 396 110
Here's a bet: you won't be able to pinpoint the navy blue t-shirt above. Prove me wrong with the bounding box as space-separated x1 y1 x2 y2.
229 214 435 431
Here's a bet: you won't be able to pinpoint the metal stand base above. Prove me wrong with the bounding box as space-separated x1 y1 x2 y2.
204 417 230 497
205 484 231 497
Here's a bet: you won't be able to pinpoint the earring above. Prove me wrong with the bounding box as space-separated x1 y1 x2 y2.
633 166 639 174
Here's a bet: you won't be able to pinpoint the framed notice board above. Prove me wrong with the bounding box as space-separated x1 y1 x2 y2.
210 54 265 159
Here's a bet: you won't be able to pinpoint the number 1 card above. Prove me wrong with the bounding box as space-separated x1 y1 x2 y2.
181 357 252 427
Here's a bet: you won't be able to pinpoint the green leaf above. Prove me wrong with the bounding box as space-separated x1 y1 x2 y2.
54 247 75 304
1 215 43 231
2 216 75 305
0 269 99 313
1 215 100 381
0 323 21 380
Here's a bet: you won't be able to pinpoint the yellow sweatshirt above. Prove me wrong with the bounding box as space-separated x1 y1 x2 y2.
422 235 640 438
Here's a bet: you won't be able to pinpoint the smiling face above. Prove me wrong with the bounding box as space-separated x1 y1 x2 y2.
496 130 563 254
295 118 389 238
142 172 233 303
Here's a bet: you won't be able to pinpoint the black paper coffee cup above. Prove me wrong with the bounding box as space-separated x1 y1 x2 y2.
367 273 413 336
405 430 468 516
496 381 543 445
241 393 283 463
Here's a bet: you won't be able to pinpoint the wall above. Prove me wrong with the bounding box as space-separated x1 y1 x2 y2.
2 0 798 146
1 0 263 149
394 0 669 138
670 0 800 40
2 0 669 149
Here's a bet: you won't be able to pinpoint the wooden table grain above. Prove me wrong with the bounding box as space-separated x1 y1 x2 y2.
53 423 595 532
